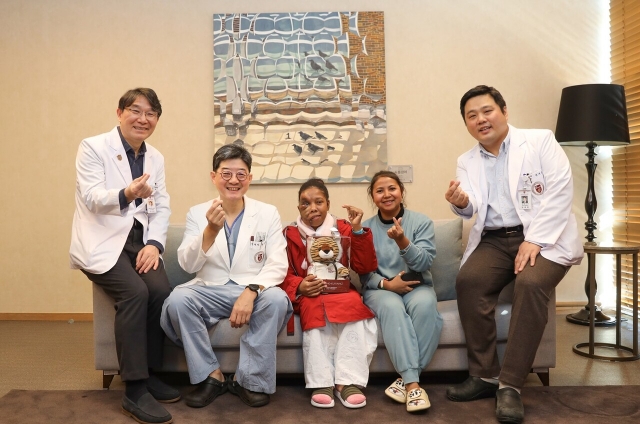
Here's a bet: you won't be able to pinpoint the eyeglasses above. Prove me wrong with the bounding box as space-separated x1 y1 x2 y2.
218 170 248 181
125 107 159 120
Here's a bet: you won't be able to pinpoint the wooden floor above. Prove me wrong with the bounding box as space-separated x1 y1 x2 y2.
1 307 640 398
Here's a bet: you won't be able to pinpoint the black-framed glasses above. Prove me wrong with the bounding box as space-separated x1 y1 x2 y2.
219 170 248 181
125 107 159 120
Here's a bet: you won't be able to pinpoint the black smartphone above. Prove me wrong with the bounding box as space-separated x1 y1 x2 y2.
401 271 424 287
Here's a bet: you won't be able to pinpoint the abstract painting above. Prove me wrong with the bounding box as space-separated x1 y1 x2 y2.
213 12 387 183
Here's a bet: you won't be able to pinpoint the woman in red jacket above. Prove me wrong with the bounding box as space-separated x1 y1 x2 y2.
283 178 378 409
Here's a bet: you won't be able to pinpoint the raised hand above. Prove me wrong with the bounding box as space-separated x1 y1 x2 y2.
387 217 405 241
342 204 364 231
445 180 469 209
125 173 153 202
206 199 225 232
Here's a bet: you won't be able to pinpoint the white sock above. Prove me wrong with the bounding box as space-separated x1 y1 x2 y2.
498 382 521 394
481 377 499 385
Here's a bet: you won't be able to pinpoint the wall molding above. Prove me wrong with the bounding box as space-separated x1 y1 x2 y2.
0 313 93 321
556 302 589 308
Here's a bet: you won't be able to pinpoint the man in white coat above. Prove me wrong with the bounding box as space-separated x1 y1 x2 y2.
444 85 583 424
70 88 178 424
161 144 292 408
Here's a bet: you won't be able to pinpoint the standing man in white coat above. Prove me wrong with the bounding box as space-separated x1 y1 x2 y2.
444 85 583 424
70 88 178 424
161 144 292 409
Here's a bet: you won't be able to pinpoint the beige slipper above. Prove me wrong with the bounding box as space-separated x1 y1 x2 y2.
406 388 430 412
385 378 406 403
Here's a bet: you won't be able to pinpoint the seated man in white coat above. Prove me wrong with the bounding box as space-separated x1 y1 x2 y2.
70 88 178 424
161 144 292 408
444 85 583 424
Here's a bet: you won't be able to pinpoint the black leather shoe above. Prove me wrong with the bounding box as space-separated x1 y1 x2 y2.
446 376 499 402
147 375 181 403
122 393 173 424
184 375 228 408
495 388 524 424
227 374 270 407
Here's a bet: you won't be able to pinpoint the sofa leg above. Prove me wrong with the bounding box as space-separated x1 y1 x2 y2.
535 371 550 386
103 371 118 389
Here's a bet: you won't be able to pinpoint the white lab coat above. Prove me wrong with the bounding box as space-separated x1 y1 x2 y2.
453 125 583 267
177 196 287 289
69 127 171 274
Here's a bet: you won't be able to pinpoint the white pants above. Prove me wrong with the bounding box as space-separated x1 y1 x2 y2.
302 318 378 388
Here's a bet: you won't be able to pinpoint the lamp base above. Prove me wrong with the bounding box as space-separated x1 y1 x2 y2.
566 306 616 326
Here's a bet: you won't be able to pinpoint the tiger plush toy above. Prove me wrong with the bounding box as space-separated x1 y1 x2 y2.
306 236 350 280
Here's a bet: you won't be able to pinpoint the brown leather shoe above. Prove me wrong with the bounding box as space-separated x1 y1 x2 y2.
446 376 498 402
227 374 270 407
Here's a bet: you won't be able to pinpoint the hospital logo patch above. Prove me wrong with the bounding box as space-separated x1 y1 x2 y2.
254 252 264 263
532 181 545 195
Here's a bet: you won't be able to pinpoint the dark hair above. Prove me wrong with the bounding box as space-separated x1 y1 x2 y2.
212 144 252 171
367 170 406 206
298 178 329 201
459 85 506 121
118 88 162 117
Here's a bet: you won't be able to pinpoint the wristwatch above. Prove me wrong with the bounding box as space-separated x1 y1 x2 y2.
246 284 263 296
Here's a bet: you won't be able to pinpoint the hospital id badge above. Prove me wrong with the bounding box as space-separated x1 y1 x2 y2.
519 190 531 210
146 196 157 214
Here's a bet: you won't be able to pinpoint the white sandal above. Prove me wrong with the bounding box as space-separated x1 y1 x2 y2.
406 388 430 412
384 378 406 403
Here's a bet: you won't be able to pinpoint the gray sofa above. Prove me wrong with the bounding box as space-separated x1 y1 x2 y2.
94 218 556 389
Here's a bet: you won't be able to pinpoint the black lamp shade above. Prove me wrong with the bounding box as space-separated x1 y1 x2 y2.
556 84 630 146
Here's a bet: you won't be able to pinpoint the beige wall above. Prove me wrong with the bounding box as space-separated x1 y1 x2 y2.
0 0 610 313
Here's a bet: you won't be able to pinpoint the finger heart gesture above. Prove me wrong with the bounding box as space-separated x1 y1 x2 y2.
386 217 404 240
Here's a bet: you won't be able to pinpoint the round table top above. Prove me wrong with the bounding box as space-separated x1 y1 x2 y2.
584 242 640 254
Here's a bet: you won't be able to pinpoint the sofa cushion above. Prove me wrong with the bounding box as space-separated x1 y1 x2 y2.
436 299 512 345
164 225 196 288
431 218 463 301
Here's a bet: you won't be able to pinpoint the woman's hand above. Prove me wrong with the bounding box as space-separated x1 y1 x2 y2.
343 204 364 232
387 217 410 250
383 271 417 295
297 274 325 297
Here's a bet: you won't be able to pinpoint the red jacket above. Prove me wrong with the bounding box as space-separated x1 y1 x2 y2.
283 219 378 334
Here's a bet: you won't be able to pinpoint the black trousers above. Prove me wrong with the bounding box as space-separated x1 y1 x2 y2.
455 231 568 388
83 223 171 381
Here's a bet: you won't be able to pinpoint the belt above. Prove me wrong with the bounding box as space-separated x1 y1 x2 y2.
484 225 523 235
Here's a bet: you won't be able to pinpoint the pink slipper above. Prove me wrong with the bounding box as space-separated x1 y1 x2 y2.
311 387 334 408
335 385 366 409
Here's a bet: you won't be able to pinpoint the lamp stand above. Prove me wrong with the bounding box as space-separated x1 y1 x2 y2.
566 142 616 326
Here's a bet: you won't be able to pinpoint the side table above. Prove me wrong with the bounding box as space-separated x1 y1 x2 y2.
573 242 640 361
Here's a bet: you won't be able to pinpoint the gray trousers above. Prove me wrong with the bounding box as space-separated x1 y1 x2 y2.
456 231 568 388
160 283 292 393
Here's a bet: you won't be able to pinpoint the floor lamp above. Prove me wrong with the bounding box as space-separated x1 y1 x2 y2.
555 83 630 326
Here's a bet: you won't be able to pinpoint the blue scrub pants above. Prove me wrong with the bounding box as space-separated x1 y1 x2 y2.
364 284 443 384
161 283 292 393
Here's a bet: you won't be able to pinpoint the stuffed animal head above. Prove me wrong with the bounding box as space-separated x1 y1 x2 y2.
308 236 342 264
